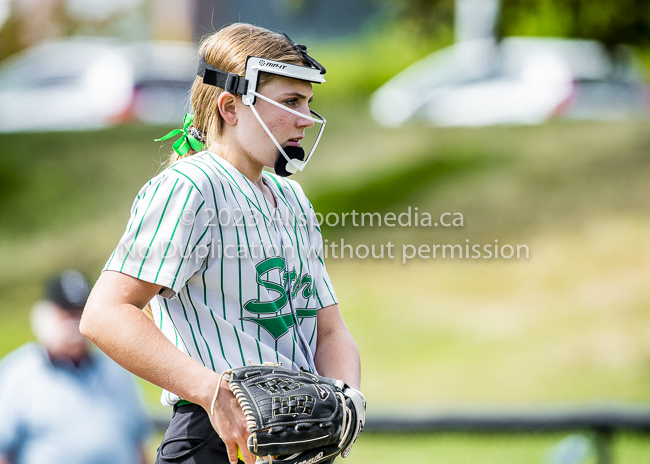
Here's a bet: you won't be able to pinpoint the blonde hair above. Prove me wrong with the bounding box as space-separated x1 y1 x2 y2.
166 23 308 166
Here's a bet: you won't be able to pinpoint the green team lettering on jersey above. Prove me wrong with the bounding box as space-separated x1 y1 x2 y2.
243 257 316 339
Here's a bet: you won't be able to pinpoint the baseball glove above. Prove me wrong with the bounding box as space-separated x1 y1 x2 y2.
212 364 366 464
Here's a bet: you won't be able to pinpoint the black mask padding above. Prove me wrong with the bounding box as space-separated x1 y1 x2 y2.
274 145 305 177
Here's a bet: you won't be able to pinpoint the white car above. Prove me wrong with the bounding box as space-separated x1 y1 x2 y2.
370 37 650 127
126 41 198 125
0 38 134 132
0 38 198 132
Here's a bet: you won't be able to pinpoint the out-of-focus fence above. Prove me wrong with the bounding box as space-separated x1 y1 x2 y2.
154 403 650 464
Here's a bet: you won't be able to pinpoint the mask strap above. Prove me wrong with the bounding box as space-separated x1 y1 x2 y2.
282 33 326 75
197 52 248 95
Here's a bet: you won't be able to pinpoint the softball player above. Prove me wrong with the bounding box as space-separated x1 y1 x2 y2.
81 23 361 464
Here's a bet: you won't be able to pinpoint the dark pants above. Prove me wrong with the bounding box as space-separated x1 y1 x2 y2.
156 403 238 464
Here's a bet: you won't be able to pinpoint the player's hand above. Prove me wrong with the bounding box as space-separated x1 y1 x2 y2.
206 378 256 464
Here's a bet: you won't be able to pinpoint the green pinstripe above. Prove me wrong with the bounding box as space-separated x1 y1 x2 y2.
120 180 163 272
110 153 336 377
192 157 266 367
137 179 180 278
282 180 319 348
177 293 206 366
232 325 246 366
163 299 189 353
182 160 236 369
185 285 215 370
155 187 200 282
170 204 201 291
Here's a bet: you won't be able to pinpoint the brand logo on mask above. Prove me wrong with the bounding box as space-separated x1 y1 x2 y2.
259 59 287 70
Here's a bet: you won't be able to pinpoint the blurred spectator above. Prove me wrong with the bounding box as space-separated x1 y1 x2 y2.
0 270 151 464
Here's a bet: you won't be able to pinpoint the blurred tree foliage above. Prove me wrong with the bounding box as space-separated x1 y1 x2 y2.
389 0 455 35
0 0 150 63
388 0 650 49
500 0 650 50
0 0 67 62
0 12 23 61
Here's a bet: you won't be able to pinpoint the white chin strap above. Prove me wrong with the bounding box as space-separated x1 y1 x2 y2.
246 90 326 175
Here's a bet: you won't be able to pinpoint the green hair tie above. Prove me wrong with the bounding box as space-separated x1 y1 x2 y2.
155 113 204 157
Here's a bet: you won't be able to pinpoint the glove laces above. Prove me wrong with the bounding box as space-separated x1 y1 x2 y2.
335 392 353 449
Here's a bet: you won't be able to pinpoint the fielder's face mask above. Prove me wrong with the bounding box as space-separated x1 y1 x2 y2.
197 35 326 177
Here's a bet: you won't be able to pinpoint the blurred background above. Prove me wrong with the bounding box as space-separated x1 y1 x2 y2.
1 0 650 463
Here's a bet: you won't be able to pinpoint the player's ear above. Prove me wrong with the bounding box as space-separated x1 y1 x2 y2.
218 92 238 126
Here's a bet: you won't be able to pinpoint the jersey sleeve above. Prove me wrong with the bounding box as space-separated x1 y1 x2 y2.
104 170 212 296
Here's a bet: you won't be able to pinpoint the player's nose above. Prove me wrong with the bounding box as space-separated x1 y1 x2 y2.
296 115 314 129
297 112 314 129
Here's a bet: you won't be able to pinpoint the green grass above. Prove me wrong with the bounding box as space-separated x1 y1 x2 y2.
2 108 650 462
140 431 650 464
0 126 169 238
346 432 650 464
2 112 650 404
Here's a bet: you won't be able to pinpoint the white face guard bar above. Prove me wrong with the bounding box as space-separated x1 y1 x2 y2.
197 51 326 175
247 89 326 175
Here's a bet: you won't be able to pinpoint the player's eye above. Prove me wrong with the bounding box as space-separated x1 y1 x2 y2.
284 98 298 107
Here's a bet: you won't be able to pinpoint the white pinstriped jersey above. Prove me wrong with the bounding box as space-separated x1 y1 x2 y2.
104 152 337 406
